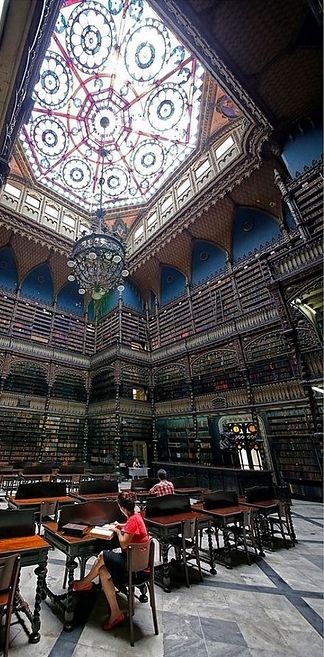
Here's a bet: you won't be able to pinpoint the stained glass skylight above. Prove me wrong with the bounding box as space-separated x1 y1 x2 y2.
19 0 204 212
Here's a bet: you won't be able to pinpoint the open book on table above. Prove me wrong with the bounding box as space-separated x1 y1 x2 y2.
89 524 115 540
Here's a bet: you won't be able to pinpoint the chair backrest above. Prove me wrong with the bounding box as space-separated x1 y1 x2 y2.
59 465 84 474
203 489 238 509
90 465 115 474
40 500 59 519
173 476 196 489
22 466 52 475
127 540 152 573
245 485 275 503
0 510 35 538
79 479 118 495
0 554 20 594
16 481 67 499
181 518 197 540
145 493 191 518
131 477 158 492
58 499 125 529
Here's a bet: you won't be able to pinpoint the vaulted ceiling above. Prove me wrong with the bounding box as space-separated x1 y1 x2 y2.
0 0 322 299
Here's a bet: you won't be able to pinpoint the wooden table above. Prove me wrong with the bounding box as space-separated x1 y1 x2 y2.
192 502 254 568
19 474 53 483
0 534 50 643
7 495 73 511
144 509 215 591
174 487 206 498
42 520 118 631
239 497 296 547
69 491 118 503
129 467 150 478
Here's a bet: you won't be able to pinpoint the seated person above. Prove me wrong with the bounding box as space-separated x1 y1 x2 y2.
148 469 174 496
132 457 141 468
72 490 148 630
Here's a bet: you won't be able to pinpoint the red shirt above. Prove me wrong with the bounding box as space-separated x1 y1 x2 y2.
149 480 175 496
123 513 148 543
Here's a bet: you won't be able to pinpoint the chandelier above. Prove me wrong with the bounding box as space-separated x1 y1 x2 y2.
66 135 129 301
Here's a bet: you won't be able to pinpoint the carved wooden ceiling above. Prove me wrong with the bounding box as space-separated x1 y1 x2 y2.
0 0 322 300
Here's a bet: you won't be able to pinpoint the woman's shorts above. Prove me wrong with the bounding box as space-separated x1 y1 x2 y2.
102 550 127 590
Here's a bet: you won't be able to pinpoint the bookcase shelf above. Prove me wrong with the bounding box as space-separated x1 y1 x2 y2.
266 406 322 500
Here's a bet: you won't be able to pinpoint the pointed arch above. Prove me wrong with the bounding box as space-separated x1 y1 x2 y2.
122 279 144 311
232 207 280 263
57 280 84 316
97 289 119 318
161 265 186 305
21 262 54 305
0 245 18 292
191 239 226 286
282 123 323 177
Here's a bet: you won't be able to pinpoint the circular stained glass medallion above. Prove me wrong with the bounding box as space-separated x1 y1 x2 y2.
31 116 67 158
132 140 164 177
66 3 114 73
34 51 72 109
146 84 186 132
102 166 128 197
124 20 169 82
62 158 92 190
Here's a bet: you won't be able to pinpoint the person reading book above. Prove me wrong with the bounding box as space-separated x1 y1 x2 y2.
72 490 148 631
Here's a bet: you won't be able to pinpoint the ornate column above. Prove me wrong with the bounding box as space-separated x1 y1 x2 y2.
0 159 10 190
274 169 310 241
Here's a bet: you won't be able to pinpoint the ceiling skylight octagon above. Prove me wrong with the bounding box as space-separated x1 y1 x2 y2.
19 0 204 212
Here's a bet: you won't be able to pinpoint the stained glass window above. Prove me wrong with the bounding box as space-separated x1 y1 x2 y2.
19 0 204 212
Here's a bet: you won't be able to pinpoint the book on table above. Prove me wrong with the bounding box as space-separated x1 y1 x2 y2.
89 524 115 540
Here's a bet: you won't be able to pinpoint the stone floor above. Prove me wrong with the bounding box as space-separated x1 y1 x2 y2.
5 500 324 657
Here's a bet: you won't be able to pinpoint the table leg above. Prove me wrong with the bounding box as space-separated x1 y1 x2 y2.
286 505 297 545
160 541 171 592
64 556 77 631
223 527 232 568
207 521 217 574
29 557 48 643
255 514 265 556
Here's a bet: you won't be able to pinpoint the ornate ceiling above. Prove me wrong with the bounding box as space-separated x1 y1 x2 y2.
0 0 321 299
19 0 206 211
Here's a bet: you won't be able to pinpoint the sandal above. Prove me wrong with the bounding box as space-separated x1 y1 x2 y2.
72 580 94 592
102 612 126 631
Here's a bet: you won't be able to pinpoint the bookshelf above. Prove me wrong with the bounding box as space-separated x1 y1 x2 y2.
42 414 86 463
249 356 293 385
51 372 87 402
4 363 48 396
197 415 212 465
87 415 117 464
0 409 42 463
89 369 116 403
0 292 15 335
96 313 119 351
266 406 322 500
156 416 195 463
120 415 153 464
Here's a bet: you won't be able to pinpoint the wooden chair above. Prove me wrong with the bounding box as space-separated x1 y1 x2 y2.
267 501 295 548
222 510 259 564
166 518 203 588
36 500 59 535
123 540 158 646
0 555 21 657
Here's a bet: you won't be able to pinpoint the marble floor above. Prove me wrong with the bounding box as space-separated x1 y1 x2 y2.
4 500 324 657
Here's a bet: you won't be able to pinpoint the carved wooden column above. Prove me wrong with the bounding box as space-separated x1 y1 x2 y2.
114 345 122 464
0 159 10 190
274 169 310 240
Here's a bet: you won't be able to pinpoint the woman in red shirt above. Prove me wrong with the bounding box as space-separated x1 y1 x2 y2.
72 490 148 630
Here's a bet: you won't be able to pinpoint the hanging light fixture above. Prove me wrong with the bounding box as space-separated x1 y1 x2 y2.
67 118 129 300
